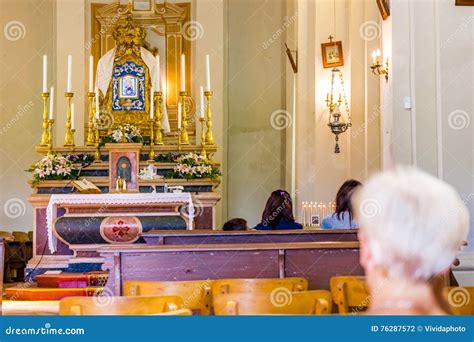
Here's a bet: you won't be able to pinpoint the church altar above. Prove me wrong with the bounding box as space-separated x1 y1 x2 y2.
26 4 222 275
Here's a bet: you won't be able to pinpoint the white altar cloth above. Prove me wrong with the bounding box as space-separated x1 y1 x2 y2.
46 193 194 253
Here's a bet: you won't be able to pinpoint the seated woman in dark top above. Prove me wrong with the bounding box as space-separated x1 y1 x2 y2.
321 179 362 229
255 190 303 230
222 218 248 231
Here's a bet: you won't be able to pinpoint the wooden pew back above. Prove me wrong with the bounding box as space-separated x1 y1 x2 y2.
444 286 474 315
124 280 212 315
59 295 183 315
212 277 308 298
330 276 369 314
214 290 332 315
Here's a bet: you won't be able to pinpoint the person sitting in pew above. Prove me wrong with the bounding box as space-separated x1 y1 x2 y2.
222 218 249 231
322 179 362 229
255 190 302 230
354 167 469 315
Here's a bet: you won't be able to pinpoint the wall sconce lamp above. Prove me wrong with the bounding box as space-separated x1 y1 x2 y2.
370 49 389 82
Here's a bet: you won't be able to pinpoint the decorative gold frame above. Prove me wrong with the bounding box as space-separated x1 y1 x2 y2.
90 2 194 139
321 41 344 69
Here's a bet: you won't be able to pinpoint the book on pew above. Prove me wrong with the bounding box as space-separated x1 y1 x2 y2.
72 178 101 194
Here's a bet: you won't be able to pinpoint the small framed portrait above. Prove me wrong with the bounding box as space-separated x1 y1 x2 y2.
119 75 138 99
311 214 320 227
376 0 390 20
321 41 344 69
455 0 474 5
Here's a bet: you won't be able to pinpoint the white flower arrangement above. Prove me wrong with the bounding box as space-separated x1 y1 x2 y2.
106 124 143 143
167 153 220 180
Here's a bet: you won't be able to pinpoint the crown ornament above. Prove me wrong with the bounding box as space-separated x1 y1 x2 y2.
113 6 146 57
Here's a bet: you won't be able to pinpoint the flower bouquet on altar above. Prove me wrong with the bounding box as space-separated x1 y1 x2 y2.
166 153 220 180
27 153 94 186
104 124 144 144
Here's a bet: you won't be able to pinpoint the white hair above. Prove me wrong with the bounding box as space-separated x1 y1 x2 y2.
354 166 469 280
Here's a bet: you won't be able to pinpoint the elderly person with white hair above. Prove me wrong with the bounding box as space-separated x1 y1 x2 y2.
354 167 469 315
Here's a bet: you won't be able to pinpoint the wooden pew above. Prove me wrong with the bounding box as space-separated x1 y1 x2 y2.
99 241 362 296
143 229 358 245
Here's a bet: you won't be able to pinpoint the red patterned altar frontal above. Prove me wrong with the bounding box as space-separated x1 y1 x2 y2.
100 216 143 243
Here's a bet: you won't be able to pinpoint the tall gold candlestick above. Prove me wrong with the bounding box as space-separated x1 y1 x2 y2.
199 117 207 159
179 91 189 145
148 118 155 161
94 120 101 162
86 92 95 146
204 90 215 145
177 128 182 153
47 119 54 154
40 92 50 146
63 92 74 147
154 91 164 145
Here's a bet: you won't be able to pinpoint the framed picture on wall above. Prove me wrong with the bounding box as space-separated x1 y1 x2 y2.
376 0 390 20
321 41 344 69
455 0 474 5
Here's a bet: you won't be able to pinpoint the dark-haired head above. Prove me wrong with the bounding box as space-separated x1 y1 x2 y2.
261 190 295 229
335 179 362 221
222 218 248 231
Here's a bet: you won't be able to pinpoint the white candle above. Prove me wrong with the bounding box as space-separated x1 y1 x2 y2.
205 54 211 91
70 103 75 130
42 55 48 93
372 51 377 64
199 85 205 118
95 91 100 119
177 102 182 129
49 86 54 120
155 55 161 91
67 55 72 93
180 54 185 92
89 55 94 93
150 87 154 119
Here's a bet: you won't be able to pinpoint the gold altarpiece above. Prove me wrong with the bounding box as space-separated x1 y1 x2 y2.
90 2 195 143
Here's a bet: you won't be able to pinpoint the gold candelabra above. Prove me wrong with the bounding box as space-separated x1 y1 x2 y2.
199 116 207 159
40 92 50 146
204 90 215 145
179 91 189 145
177 128 182 152
86 92 96 146
47 119 54 154
148 118 155 161
94 119 101 162
154 91 164 145
63 92 75 148
370 54 389 82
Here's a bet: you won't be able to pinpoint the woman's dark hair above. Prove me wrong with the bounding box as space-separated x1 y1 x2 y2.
222 218 248 231
261 190 295 229
334 179 362 221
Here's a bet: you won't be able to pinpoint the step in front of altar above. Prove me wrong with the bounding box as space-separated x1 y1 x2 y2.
5 285 104 301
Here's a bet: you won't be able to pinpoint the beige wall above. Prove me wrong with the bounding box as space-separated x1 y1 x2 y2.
385 0 473 252
294 0 381 222
0 0 55 232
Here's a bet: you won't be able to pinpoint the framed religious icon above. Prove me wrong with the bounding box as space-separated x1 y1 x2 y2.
376 0 390 20
455 0 474 5
321 41 344 69
106 143 142 193
311 214 320 227
119 75 138 99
